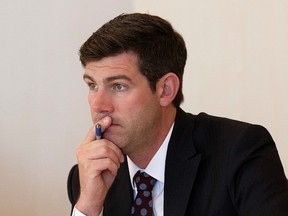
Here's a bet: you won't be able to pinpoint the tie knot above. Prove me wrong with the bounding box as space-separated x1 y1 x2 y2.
133 171 157 192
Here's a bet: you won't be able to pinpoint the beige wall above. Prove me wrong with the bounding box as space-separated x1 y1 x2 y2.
0 1 287 215
134 0 288 174
0 1 132 215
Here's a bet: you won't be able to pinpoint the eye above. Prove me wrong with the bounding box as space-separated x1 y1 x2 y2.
112 83 127 92
87 82 98 91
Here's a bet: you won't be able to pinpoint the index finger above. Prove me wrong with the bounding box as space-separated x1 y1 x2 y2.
82 116 113 144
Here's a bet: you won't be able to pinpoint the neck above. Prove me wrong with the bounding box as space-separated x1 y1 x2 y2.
128 106 177 169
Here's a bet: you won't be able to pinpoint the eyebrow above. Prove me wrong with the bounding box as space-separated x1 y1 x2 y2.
83 74 94 82
83 74 132 83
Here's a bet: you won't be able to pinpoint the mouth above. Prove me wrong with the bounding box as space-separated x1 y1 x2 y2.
104 123 121 135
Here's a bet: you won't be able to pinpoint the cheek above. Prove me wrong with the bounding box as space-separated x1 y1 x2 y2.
87 91 93 104
88 95 93 107
87 94 98 121
118 93 151 111
120 93 159 120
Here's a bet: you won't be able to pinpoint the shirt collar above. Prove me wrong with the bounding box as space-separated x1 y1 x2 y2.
127 123 174 189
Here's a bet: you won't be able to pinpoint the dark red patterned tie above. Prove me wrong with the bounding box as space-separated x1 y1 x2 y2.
131 171 157 216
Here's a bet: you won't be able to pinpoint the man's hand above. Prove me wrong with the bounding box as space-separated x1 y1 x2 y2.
75 116 124 216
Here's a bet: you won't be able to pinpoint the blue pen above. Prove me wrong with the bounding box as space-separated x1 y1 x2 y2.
95 123 102 140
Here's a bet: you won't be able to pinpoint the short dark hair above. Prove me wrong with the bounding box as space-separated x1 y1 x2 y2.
79 13 187 107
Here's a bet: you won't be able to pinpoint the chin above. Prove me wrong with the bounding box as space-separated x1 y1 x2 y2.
103 132 122 145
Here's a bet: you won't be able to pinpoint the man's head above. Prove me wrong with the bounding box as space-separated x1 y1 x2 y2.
79 13 187 107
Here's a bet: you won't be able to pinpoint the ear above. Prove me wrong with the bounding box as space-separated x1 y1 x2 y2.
157 72 180 107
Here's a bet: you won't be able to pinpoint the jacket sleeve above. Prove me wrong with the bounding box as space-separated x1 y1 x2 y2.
67 164 80 215
227 124 288 215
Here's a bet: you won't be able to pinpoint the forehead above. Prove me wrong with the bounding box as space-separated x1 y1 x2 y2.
84 52 139 76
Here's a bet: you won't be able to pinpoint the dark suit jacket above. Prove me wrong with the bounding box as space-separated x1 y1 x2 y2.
68 108 288 215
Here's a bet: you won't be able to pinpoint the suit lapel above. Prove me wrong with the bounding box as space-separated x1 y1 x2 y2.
164 109 202 216
104 159 133 215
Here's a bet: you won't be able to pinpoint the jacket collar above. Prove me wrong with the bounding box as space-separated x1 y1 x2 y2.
164 108 202 216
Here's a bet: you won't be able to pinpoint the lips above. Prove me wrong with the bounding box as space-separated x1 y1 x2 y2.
104 123 120 134
102 125 121 142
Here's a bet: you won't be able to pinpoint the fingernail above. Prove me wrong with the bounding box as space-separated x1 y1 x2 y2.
103 116 109 125
120 155 125 163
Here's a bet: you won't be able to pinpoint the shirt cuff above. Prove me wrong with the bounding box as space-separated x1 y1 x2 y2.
72 207 103 216
72 207 86 216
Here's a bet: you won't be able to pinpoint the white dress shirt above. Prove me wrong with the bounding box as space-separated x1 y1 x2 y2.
73 123 174 216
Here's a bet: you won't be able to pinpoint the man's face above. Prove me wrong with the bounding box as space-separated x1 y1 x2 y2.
83 52 162 155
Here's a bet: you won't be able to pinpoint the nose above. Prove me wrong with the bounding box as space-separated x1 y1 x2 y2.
88 88 113 118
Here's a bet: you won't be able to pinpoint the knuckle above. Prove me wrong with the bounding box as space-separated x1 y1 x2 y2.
100 146 109 155
76 146 84 156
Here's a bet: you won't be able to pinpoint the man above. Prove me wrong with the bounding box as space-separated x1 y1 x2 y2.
67 13 288 216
